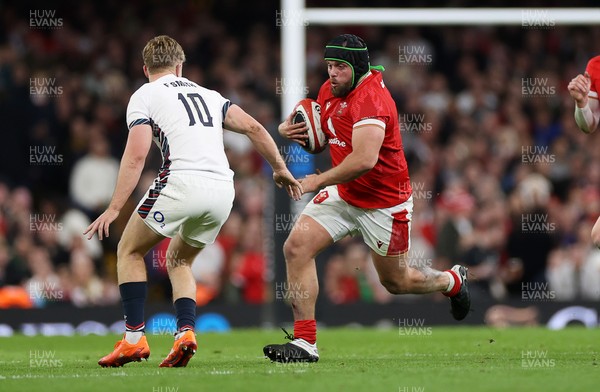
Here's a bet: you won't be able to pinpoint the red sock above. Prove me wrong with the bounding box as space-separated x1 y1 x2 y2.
442 270 461 297
294 319 317 344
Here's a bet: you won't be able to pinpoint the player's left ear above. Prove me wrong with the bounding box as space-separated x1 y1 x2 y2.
143 65 149 79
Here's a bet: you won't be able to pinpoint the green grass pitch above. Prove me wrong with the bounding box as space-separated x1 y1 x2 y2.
0 327 598 392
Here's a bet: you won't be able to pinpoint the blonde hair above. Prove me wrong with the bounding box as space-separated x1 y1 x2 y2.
142 35 186 73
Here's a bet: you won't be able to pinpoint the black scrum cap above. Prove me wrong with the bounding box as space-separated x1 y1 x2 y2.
324 34 384 89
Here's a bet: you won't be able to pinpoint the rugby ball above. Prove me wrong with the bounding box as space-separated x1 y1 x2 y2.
292 99 327 154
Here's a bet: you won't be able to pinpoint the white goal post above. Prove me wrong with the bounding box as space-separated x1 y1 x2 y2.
280 0 600 117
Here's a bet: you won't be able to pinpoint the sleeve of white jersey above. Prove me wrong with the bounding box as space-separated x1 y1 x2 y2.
219 93 231 126
126 90 151 130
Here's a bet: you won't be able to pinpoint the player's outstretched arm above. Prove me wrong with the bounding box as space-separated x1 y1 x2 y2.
299 124 384 194
568 72 600 133
224 104 302 200
84 125 152 240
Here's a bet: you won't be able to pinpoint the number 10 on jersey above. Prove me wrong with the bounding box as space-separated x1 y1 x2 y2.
178 93 213 127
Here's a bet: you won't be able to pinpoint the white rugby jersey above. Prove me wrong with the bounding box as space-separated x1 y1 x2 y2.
126 74 233 181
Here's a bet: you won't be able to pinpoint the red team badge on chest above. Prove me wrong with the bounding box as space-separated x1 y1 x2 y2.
336 101 348 116
313 190 329 204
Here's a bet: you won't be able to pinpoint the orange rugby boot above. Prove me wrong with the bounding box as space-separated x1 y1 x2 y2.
158 330 197 367
98 335 150 367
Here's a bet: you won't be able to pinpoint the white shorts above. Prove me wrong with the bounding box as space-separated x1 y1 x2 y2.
302 185 413 256
136 173 234 248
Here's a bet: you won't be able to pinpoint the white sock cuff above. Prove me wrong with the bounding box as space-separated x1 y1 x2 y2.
444 271 456 293
125 331 144 344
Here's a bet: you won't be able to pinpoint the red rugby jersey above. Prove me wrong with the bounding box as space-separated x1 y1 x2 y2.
317 70 411 209
586 55 600 100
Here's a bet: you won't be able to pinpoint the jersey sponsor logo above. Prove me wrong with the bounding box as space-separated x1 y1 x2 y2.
313 190 329 204
153 211 166 228
328 138 347 148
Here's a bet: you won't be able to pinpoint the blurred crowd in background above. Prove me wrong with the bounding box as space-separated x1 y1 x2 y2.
1 1 600 308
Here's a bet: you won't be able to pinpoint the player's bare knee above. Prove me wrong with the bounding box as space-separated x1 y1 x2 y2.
283 234 308 262
116 240 136 263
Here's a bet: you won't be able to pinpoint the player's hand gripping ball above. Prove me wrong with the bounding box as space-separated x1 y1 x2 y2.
292 98 328 154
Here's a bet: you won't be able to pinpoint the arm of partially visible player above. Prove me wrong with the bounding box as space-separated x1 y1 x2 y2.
84 124 152 240
575 98 600 134
568 72 600 133
224 104 302 200
300 124 384 194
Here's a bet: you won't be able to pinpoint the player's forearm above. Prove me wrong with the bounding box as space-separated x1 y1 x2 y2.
246 124 287 172
107 158 145 212
574 102 597 134
317 152 373 187
225 105 287 172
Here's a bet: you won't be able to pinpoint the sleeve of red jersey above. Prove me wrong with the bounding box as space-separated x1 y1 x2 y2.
586 56 600 100
349 90 389 130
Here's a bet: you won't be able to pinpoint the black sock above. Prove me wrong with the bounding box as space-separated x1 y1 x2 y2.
174 297 196 332
120 282 147 332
